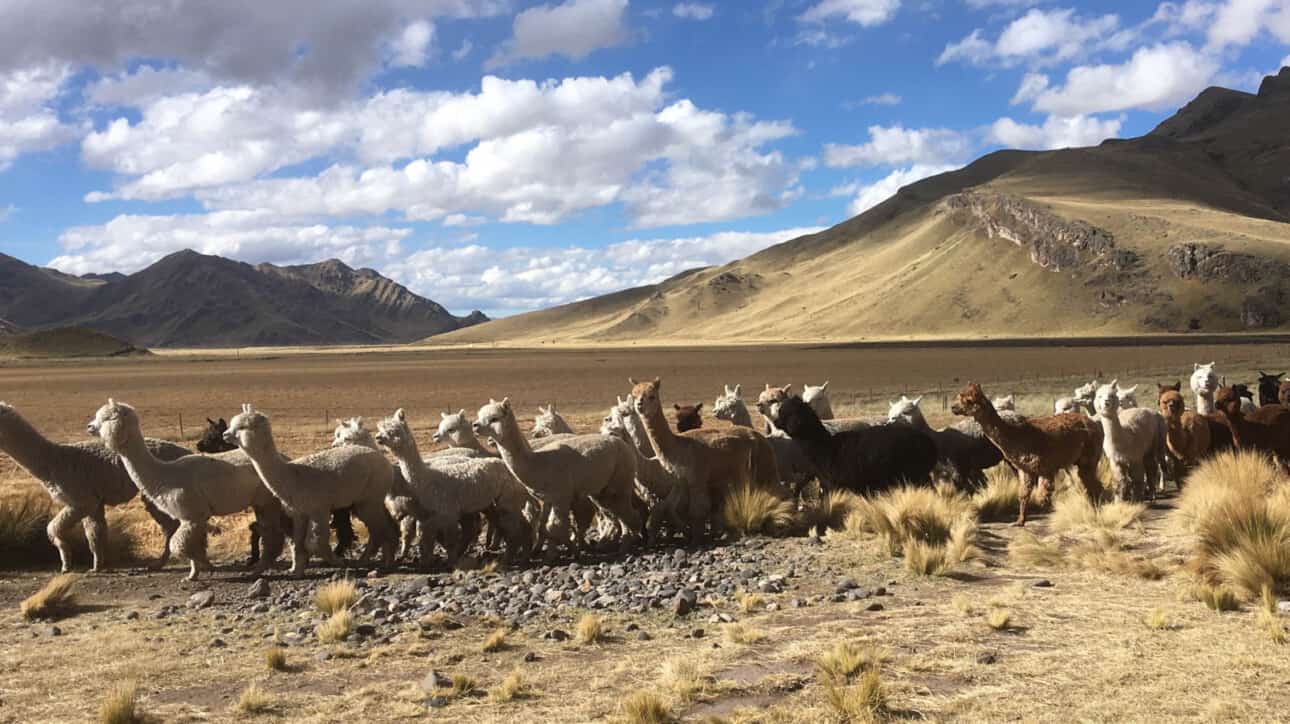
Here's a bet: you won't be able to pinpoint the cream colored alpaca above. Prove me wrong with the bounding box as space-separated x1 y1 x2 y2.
473 398 641 559
225 404 397 574
433 410 494 456
1093 381 1167 501
757 384 873 434
376 409 534 564
332 417 427 560
89 400 284 580
802 381 833 419
714 384 814 492
531 404 575 438
601 404 683 527
0 401 187 572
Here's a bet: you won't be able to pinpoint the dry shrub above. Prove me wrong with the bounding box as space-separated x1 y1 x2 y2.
659 657 710 702
1173 451 1290 599
1193 583 1240 612
737 590 764 613
449 674 477 698
316 609 354 643
236 682 276 715
723 622 767 645
1143 608 1175 631
807 489 864 532
816 642 885 684
263 647 287 672
1009 518 1167 581
0 490 56 566
314 580 358 615
723 485 799 538
20 573 78 620
490 669 532 703
616 689 675 724
482 627 508 653
574 613 605 645
97 681 141 724
817 643 886 723
842 485 978 576
987 609 1012 631
972 466 1023 522
1048 486 1145 534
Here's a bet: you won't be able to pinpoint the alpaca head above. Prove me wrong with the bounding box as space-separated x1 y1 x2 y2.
756 383 791 420
768 395 821 438
673 402 703 432
374 409 414 454
1214 387 1245 419
225 403 272 451
433 409 471 444
886 395 924 425
332 417 372 448
1257 372 1285 405
1093 381 1122 417
473 398 514 441
1158 387 1186 421
1191 363 1217 396
991 394 1016 412
712 385 744 422
802 381 830 407
87 398 139 451
600 405 628 440
531 403 565 439
196 417 235 453
950 383 991 419
1117 385 1139 409
1072 380 1100 405
628 377 664 417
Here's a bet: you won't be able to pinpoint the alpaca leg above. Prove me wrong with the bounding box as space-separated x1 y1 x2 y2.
542 504 576 561
497 509 532 563
1015 472 1035 526
572 497 598 547
248 521 262 566
332 507 355 557
1033 476 1054 508
140 496 179 570
289 516 310 575
530 502 553 559
172 520 211 581
250 508 284 574
82 506 110 572
396 515 416 560
47 506 86 573
353 500 396 569
1077 460 1105 504
311 516 344 566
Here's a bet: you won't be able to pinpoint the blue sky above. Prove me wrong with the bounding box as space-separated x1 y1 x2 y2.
0 0 1287 317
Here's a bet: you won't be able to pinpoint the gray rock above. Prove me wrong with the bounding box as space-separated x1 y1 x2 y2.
866 602 884 612
976 652 997 665
672 588 697 617
355 624 377 637
209 638 227 648
1277 600 1290 615
125 611 140 621
690 628 705 639
44 625 62 637
1032 579 1054 588
420 670 452 693
188 590 215 609
247 579 271 599
546 629 570 641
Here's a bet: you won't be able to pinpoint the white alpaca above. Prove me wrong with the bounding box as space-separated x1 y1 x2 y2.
0 401 187 572
1191 363 1218 414
1093 381 1167 501
474 398 641 559
531 404 575 439
802 381 834 420
1055 380 1099 415
375 409 534 564
225 404 397 574
714 383 815 492
713 384 755 427
757 384 874 435
610 396 655 458
88 400 284 580
600 405 684 533
991 394 1016 412
332 417 428 560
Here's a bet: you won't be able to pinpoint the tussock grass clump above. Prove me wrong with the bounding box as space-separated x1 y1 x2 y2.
808 489 864 532
97 681 141 724
1172 451 1290 600
823 667 886 724
316 609 354 643
450 674 477 698
723 484 799 538
263 647 287 672
1144 608 1175 631
1048 487 1145 534
987 608 1013 631
482 627 508 653
737 590 764 613
723 621 767 645
972 467 1024 522
574 613 605 645
1009 525 1168 580
314 580 358 615
489 669 532 703
615 689 675 724
236 682 276 715
659 657 709 702
816 642 885 684
0 491 54 566
1193 583 1240 612
20 573 78 620
843 485 979 576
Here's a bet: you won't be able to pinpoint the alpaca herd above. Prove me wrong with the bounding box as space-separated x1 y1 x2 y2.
4 360 1289 580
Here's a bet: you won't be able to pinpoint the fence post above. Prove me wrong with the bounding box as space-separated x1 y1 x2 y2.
178 412 184 440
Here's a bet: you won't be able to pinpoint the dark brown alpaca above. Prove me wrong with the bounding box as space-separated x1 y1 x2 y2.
1157 382 1231 470
1257 372 1285 407
1215 386 1290 467
951 383 1103 526
673 403 703 432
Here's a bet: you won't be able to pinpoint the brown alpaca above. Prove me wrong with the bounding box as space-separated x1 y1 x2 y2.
1215 386 1290 467
1157 383 1232 468
951 383 1104 526
630 377 778 543
673 403 703 432
1280 380 1290 407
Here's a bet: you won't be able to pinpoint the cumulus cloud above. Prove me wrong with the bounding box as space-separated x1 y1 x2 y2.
673 3 715 20
937 29 993 66
1283 53 1290 66
49 210 411 275
800 0 901 26
988 114 1122 150
0 1 505 100
0 64 79 170
845 164 958 215
1031 42 1219 115
1208 0 1290 49
390 20 434 67
84 66 211 107
823 125 972 168
1010 72 1049 105
488 0 630 68
859 92 902 106
1150 0 1219 35
939 8 1127 67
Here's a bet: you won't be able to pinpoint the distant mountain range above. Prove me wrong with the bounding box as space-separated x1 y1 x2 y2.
435 68 1290 345
0 250 486 348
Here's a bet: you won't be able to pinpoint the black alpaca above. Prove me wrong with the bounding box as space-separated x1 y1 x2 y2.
1257 372 1284 407
770 396 937 492
196 416 356 563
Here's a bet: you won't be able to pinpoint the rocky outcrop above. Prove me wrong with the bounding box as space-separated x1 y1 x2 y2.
1165 243 1286 283
945 192 1137 273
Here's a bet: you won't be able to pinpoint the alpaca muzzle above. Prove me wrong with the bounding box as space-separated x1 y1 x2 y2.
86 422 99 436
222 429 238 445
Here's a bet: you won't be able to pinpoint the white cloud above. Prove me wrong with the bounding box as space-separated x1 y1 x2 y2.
1150 1 1219 35
937 29 993 66
84 66 211 107
988 114 1122 150
452 39 474 61
1208 0 1290 49
0 64 79 170
860 92 902 106
846 164 958 215
488 0 630 68
390 20 434 67
382 226 823 314
0 1 506 100
1010 72 1050 105
965 0 1043 6
1031 42 1219 115
800 0 901 26
939 8 1126 67
673 3 715 20
443 213 488 227
823 125 971 168
1282 53 1290 67
49 210 411 276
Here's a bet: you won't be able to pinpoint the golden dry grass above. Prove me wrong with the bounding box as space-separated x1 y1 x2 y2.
235 682 276 715
615 689 675 724
96 681 141 724
971 466 1023 522
314 580 358 615
816 642 885 684
987 608 1013 631
823 667 886 724
0 489 53 565
316 609 354 643
263 647 287 672
722 484 799 538
1144 608 1175 631
482 627 508 653
20 573 78 620
574 613 605 645
723 622 767 645
658 657 709 702
489 669 532 703
1193 583 1241 612
737 590 765 613
843 485 979 576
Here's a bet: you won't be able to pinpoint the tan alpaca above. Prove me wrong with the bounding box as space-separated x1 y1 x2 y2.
1157 383 1231 468
473 398 641 559
630 377 779 543
89 400 285 580
225 404 397 574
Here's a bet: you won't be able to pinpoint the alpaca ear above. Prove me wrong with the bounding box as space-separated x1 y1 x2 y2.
457 409 466 418
821 381 829 390
108 397 116 406
628 377 637 386
440 411 448 419
913 396 922 405
653 376 661 386
500 397 511 410
207 417 217 426
764 383 771 391
696 402 703 410
784 384 792 393
1121 386 1136 395
733 384 741 396
673 403 681 410
395 409 405 422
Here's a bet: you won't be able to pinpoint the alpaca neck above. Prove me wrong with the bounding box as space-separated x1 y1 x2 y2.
0 414 60 480
1195 390 1214 415
623 410 655 455
637 403 681 456
459 432 490 454
242 434 293 499
968 404 1014 449
492 416 539 479
111 422 170 500
729 401 753 428
907 408 931 432
390 437 429 483
1096 407 1123 438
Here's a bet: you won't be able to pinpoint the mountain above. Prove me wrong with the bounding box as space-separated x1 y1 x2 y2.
0 251 486 348
433 69 1290 345
0 326 146 358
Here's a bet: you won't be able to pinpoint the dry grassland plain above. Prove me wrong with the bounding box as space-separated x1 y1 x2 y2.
2 341 1289 722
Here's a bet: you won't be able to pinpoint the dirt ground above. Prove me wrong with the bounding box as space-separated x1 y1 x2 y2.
2 342 1289 722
